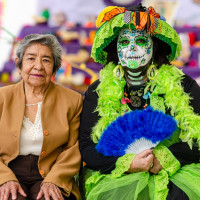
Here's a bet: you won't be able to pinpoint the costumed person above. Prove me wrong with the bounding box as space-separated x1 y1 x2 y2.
79 4 200 200
0 34 83 200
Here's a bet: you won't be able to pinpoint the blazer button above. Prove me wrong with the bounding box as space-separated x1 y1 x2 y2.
41 151 46 157
40 170 45 175
44 130 48 136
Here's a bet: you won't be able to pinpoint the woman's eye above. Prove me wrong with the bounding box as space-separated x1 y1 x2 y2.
136 37 147 46
120 39 130 46
43 59 50 63
28 57 34 61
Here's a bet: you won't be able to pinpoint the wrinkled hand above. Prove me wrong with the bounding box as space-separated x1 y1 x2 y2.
36 182 64 200
128 149 154 173
0 180 26 200
149 156 163 174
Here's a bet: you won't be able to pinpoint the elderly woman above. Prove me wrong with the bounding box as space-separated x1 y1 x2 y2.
79 4 200 200
0 34 82 200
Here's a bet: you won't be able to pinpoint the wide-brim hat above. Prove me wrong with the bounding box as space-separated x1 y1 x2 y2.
91 5 182 65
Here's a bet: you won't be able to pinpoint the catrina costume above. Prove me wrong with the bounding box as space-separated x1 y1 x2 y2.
79 4 200 200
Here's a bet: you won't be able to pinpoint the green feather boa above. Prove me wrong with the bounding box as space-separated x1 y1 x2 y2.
92 62 200 149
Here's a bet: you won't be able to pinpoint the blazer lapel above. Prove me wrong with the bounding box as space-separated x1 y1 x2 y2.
15 80 25 137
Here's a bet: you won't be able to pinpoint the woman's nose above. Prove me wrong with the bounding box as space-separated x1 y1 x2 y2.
130 44 135 50
34 60 43 69
129 41 137 51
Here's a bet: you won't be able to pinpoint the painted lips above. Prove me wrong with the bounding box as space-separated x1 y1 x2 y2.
31 74 44 77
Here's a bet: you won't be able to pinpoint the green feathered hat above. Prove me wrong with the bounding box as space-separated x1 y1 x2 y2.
91 5 182 65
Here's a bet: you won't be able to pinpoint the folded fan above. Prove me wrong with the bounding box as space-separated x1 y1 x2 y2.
96 107 177 156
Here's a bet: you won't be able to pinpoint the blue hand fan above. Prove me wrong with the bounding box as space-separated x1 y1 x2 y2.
96 107 177 157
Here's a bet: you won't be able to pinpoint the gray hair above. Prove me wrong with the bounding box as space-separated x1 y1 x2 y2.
16 34 62 73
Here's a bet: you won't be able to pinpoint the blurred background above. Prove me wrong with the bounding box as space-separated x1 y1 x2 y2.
0 0 200 94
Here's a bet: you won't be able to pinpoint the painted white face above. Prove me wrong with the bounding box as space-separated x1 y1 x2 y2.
117 28 153 69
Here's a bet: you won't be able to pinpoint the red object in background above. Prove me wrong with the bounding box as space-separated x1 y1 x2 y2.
84 38 93 46
84 76 91 85
188 59 197 67
188 32 196 46
84 22 95 28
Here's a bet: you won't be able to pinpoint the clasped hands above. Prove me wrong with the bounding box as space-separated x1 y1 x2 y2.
0 181 64 200
128 149 162 174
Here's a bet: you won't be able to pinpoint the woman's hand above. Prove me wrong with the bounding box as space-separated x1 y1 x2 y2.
0 180 26 200
149 156 163 174
36 182 64 200
128 149 154 173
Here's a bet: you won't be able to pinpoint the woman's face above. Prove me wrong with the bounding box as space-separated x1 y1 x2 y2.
117 28 153 69
17 43 54 88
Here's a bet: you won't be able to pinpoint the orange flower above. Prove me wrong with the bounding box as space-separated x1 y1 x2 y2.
101 7 126 24
132 12 148 31
148 6 160 18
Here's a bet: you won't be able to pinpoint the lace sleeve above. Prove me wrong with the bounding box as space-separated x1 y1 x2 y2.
111 154 135 178
154 145 180 176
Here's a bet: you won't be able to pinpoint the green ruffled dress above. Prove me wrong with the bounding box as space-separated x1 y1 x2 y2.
80 63 200 200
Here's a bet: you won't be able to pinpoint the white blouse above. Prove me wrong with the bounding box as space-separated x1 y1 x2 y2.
19 102 43 156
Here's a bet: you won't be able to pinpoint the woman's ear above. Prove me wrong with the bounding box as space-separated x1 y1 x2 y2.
51 72 56 82
52 71 56 77
15 58 21 75
17 68 21 75
14 57 19 64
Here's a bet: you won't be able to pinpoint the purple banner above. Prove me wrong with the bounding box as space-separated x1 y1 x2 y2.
103 0 142 7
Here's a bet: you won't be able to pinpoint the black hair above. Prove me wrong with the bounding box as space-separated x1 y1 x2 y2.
152 36 171 66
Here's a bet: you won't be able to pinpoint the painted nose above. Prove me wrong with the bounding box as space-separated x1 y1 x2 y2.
130 44 135 50
130 44 136 56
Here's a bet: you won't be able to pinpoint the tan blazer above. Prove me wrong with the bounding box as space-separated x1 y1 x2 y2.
0 80 83 199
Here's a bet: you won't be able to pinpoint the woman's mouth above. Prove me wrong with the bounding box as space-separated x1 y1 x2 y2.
126 55 143 60
31 74 44 77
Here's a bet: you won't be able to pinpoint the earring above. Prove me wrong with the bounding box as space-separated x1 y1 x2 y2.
147 62 158 80
113 64 124 80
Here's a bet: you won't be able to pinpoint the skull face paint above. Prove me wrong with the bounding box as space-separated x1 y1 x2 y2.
117 28 153 69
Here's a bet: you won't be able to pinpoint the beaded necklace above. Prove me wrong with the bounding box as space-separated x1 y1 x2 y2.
122 84 151 110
